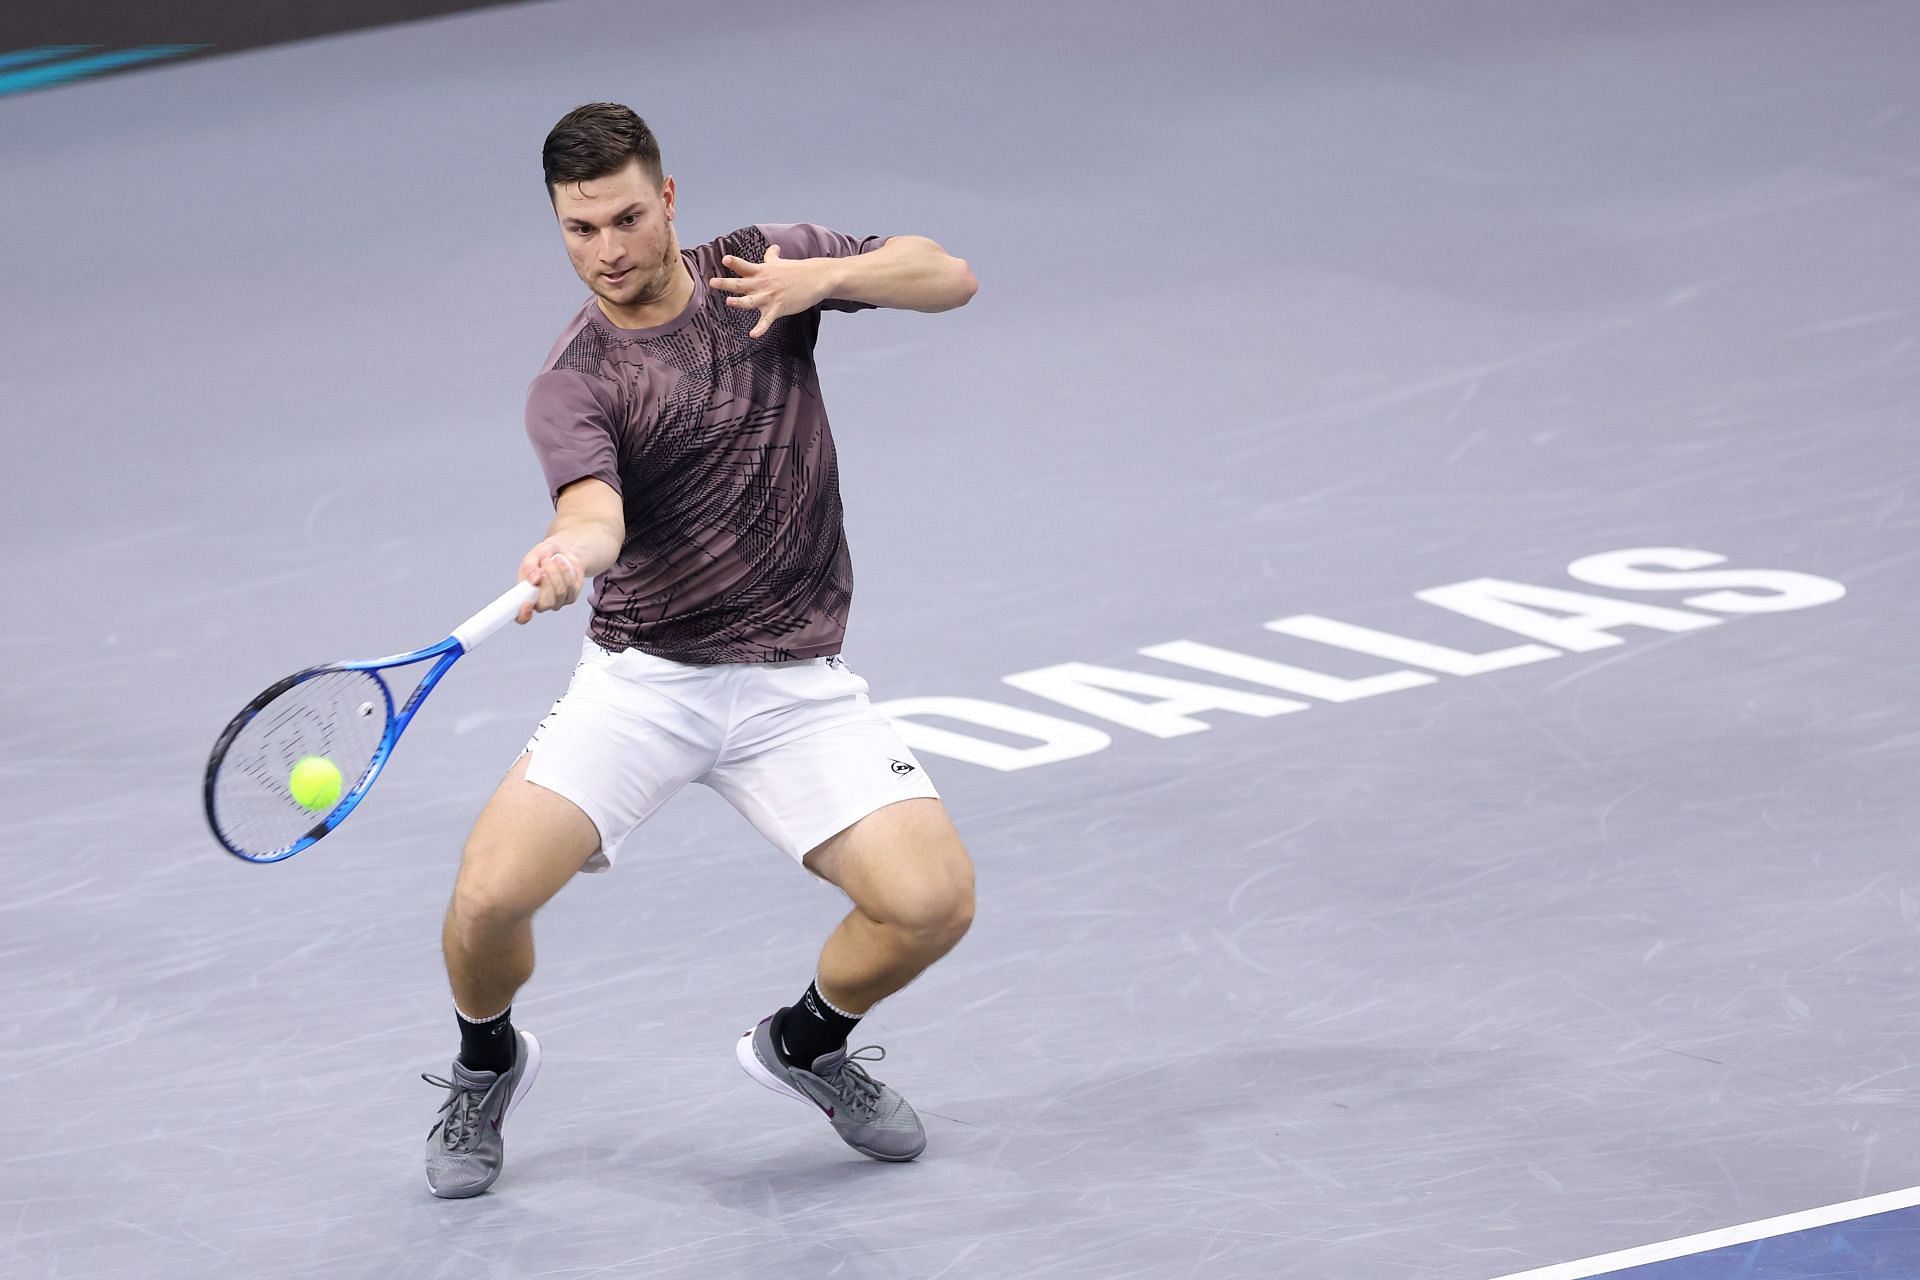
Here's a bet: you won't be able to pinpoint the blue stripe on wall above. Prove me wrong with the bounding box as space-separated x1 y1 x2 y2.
0 46 95 71
0 45 204 97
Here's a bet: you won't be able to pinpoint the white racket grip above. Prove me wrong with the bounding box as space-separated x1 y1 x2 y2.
452 581 540 652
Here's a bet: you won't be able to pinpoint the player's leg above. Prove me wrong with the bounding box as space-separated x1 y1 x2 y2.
711 656 971 1161
803 797 975 1024
424 639 719 1198
425 753 600 1200
442 751 601 1055
733 797 973 1162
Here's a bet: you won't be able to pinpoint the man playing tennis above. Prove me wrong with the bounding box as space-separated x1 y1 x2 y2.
421 103 978 1198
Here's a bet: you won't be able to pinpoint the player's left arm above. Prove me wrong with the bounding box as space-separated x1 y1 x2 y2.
712 235 977 339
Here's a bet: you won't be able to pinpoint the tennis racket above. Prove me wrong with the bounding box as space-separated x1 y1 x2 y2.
204 580 540 864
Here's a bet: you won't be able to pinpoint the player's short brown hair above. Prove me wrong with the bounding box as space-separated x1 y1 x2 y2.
542 103 662 195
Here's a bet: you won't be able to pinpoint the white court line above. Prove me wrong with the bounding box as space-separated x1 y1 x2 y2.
1487 1183 1920 1280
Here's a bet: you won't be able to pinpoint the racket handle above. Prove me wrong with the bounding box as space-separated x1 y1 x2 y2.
452 581 540 652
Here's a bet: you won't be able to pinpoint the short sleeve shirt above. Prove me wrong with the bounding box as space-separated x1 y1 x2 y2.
524 223 887 663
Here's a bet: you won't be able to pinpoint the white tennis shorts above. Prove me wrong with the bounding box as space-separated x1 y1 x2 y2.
522 640 939 871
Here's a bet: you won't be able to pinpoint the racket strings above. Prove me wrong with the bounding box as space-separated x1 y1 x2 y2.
210 669 390 859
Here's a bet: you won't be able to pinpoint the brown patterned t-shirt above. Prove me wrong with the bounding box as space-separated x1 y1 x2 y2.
524 223 886 663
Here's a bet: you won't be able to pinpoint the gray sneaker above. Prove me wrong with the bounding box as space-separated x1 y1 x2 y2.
422 1030 541 1198
736 1011 926 1161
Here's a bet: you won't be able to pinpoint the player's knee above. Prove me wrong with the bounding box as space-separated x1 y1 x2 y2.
448 878 530 940
894 856 974 951
449 846 539 937
937 875 976 950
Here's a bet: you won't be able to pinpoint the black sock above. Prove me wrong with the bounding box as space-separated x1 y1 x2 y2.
777 980 861 1068
456 1006 516 1074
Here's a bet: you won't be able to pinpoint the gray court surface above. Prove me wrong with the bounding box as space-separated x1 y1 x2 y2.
5 2 1920 1277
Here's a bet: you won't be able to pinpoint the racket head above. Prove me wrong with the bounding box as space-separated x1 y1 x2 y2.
203 665 397 863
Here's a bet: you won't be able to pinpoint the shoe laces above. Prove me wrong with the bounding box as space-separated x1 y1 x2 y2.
822 1046 887 1119
422 1072 485 1151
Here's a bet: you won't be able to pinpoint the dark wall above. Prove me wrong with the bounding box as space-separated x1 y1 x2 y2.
1 1 535 79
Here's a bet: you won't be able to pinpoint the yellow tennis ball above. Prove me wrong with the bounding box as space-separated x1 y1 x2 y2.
289 755 343 812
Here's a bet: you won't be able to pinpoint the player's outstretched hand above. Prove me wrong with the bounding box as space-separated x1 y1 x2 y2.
709 245 830 339
515 543 584 623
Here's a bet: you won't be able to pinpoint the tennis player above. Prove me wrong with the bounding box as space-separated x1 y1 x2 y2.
421 103 978 1198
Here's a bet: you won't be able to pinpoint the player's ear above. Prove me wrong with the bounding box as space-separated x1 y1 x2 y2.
661 174 676 220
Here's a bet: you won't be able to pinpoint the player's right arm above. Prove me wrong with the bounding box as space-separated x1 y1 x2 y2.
515 477 623 622
520 362 628 625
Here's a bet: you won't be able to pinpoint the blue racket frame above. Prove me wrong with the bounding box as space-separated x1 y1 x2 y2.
203 581 537 864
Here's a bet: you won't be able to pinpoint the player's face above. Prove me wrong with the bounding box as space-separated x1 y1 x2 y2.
552 160 680 311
